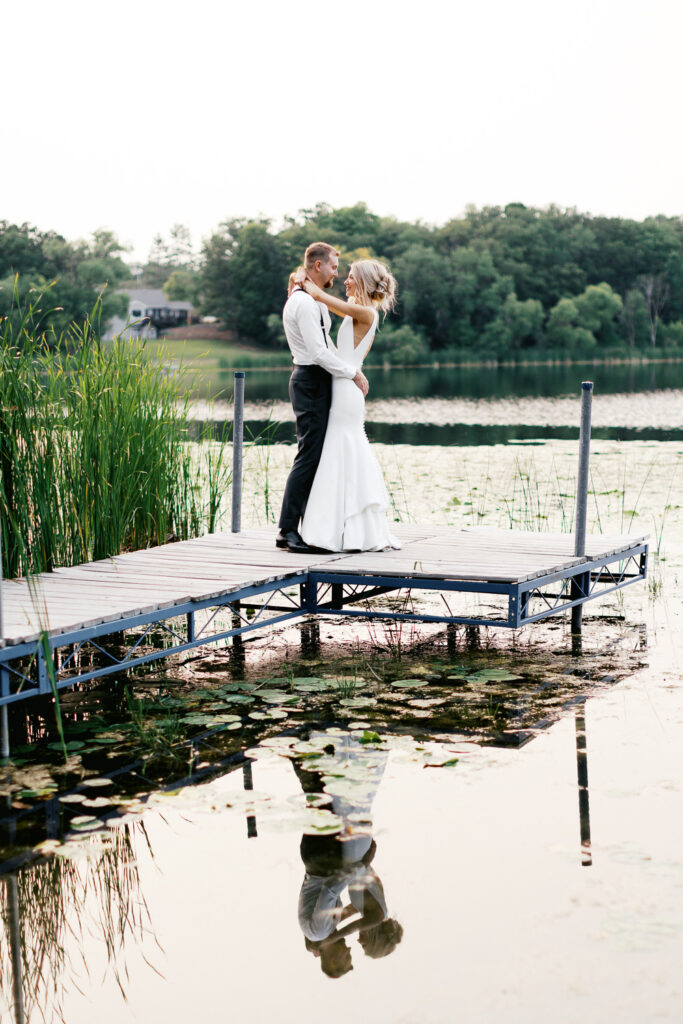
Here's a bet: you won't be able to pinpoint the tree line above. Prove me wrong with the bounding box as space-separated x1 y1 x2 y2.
2 204 683 361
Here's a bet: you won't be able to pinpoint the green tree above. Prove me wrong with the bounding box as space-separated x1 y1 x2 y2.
199 219 287 343
574 282 623 348
371 323 430 364
546 298 596 351
620 289 650 349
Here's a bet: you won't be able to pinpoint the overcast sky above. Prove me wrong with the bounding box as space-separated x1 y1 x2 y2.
4 0 682 261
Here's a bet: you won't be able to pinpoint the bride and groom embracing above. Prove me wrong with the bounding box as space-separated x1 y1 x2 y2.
275 241 401 555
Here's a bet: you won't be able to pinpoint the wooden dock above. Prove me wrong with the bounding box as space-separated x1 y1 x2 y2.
0 525 647 712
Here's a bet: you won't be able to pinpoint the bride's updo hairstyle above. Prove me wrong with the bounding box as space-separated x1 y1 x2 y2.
350 259 397 315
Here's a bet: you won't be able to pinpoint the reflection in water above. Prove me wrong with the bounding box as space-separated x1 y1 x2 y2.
575 706 592 867
195 419 683 448
187 359 683 405
292 733 402 977
0 630 646 1015
0 826 154 1022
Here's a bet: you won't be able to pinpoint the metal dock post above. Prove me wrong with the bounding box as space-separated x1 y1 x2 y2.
0 528 8 761
232 371 245 534
571 382 593 633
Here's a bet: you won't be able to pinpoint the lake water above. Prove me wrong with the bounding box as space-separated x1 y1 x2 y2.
184 355 683 445
1 378 682 1022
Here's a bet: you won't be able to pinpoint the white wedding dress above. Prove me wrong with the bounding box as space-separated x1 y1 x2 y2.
300 312 401 552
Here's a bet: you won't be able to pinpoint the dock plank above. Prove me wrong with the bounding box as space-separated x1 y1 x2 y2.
0 526 647 646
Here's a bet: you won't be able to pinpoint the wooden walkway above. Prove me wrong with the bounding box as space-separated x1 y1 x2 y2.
1 525 648 646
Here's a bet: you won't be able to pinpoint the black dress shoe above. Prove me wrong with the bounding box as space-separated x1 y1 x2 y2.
276 529 313 553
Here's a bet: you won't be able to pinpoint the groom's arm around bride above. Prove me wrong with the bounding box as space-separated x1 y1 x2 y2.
276 242 367 552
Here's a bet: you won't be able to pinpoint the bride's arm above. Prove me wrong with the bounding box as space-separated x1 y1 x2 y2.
301 280 374 325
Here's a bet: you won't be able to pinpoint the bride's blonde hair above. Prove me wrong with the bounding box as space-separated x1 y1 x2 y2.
349 259 397 314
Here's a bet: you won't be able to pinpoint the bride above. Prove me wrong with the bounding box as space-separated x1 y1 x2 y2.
294 258 401 553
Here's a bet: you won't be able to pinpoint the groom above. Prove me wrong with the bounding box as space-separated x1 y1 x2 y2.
276 241 369 553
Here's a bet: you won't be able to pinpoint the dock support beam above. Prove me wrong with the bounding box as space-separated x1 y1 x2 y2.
232 371 245 534
572 382 593 633
0 705 8 761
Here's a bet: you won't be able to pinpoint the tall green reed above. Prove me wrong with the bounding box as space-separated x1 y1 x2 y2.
0 291 232 580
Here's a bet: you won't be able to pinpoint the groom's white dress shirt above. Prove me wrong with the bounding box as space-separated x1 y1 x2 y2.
283 290 356 378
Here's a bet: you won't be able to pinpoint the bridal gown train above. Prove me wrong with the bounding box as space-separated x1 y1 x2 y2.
300 312 401 552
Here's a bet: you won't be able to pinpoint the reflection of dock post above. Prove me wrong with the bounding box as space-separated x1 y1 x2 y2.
446 623 457 659
575 706 592 866
571 382 593 634
6 875 25 1024
243 760 258 839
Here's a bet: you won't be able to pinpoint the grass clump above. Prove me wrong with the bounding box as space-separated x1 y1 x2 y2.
0 290 232 579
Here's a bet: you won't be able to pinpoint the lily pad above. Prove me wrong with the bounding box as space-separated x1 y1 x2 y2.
339 697 377 708
392 679 430 689
292 678 334 692
359 730 383 744
409 698 447 709
301 808 343 835
69 816 102 832
467 670 522 683
261 737 297 751
260 693 299 705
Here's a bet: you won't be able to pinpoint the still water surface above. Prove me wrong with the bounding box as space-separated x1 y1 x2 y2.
185 354 683 444
0 400 682 1021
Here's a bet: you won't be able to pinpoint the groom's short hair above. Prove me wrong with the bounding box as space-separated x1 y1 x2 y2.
304 242 339 269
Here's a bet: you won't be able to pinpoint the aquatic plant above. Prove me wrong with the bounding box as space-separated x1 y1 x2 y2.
0 289 232 580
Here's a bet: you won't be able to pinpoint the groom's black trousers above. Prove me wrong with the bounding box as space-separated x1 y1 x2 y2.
279 364 332 532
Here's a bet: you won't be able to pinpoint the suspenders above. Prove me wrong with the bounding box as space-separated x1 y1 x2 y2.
296 287 328 348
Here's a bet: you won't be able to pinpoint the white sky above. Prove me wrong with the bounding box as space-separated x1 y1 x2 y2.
3 0 683 261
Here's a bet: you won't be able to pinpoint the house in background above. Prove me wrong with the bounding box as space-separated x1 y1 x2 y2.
104 289 193 340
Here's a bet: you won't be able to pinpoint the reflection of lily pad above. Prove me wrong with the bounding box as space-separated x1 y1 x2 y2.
392 679 430 689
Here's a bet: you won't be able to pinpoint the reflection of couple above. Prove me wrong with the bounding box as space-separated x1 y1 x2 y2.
293 732 403 978
276 242 401 554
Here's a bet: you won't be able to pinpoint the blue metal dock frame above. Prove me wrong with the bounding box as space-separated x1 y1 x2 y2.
0 535 647 713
